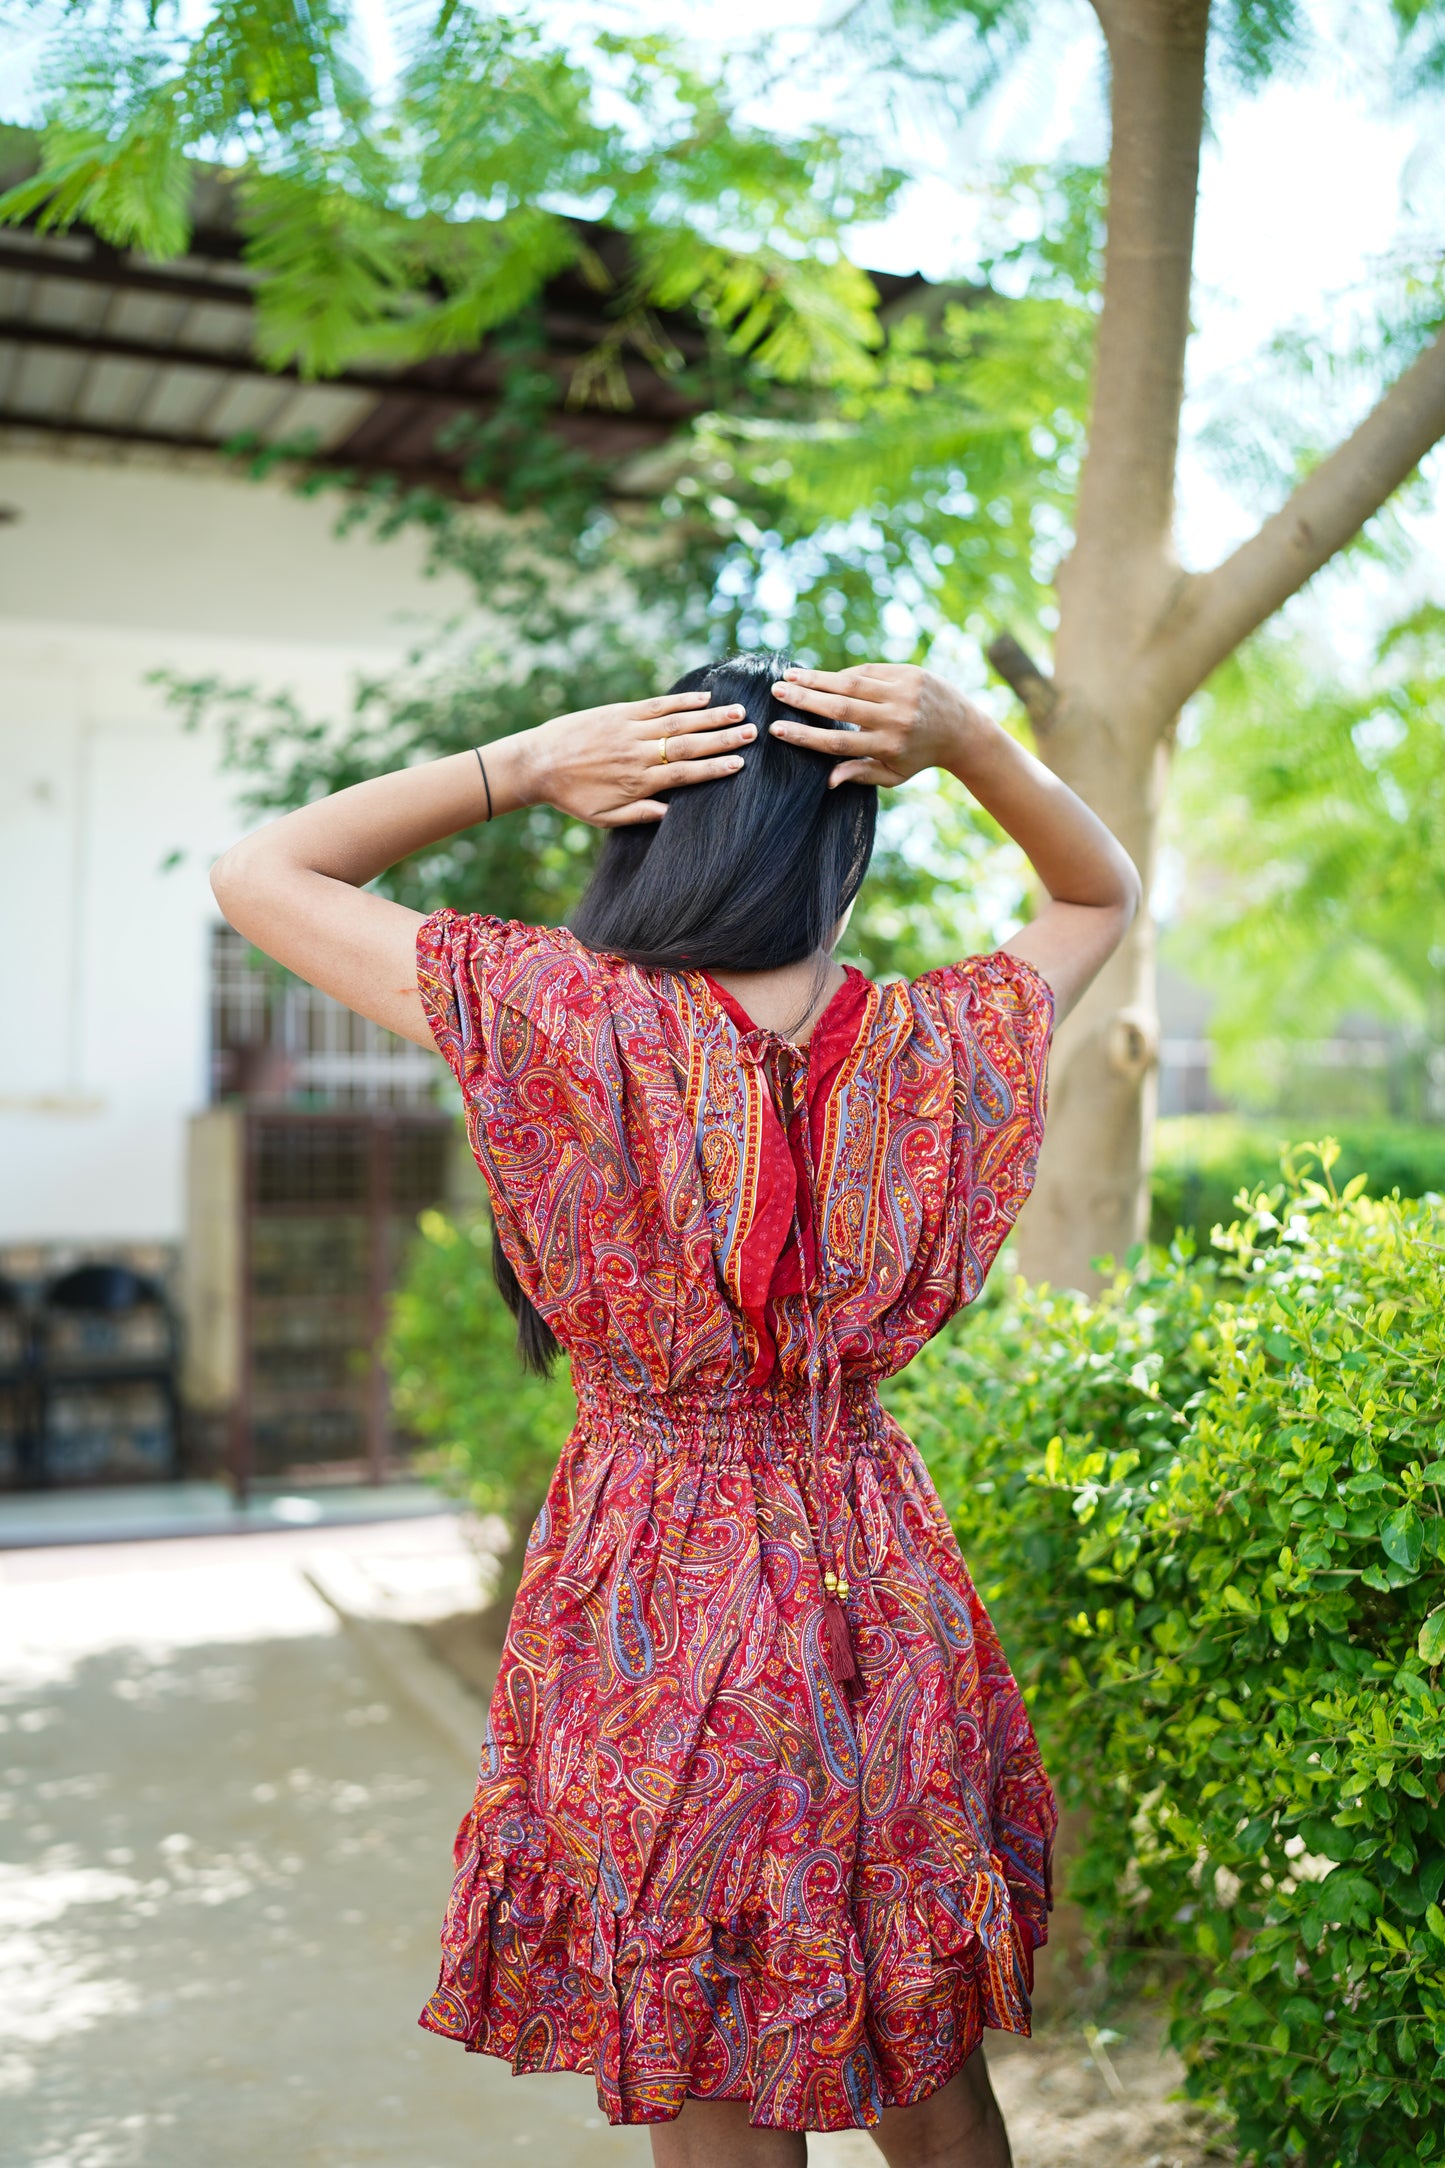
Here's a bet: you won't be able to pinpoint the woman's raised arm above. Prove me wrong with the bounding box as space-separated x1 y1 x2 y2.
769 663 1141 1020
208 691 754 1047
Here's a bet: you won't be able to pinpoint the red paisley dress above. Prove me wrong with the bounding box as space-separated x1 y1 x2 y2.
414 907 1057 2133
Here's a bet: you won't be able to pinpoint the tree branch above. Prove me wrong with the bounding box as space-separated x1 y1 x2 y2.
1155 322 1445 704
985 632 1058 734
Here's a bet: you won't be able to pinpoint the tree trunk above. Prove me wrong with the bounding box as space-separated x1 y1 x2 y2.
1005 4 1445 1287
1013 0 1208 1289
1013 705 1173 1288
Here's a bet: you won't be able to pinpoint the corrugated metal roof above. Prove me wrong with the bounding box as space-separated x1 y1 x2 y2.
0 218 718 491
0 189 931 494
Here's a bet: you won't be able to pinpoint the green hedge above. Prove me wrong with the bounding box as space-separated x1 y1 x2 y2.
387 1209 575 1562
1153 1117 1445 1249
889 1151 1445 2168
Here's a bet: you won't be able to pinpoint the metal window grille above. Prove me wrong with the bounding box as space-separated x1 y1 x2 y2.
210 924 439 1108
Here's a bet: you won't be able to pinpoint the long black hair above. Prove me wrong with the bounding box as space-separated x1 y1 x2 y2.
492 651 878 1373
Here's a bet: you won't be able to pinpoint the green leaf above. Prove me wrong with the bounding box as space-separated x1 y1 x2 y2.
1301 1819 1353 1860
1381 1504 1424 1573
1426 1903 1445 1947
1420 1606 1445 1666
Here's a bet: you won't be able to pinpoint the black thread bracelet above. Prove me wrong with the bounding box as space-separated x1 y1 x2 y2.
474 746 494 822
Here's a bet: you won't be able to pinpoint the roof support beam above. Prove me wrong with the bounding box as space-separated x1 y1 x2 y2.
0 405 643 496
0 314 477 405
0 405 458 473
0 238 256 310
0 241 712 368
0 405 667 496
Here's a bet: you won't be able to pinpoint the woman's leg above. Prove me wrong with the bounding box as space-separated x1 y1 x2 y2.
649 2098 808 2168
868 2048 1012 2168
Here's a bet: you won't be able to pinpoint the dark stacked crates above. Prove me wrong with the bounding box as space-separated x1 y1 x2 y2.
0 1263 180 1488
35 1265 180 1484
0 1276 30 1486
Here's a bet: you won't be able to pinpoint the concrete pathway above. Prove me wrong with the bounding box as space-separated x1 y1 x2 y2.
1 1516 646 2168
0 1478 454 1550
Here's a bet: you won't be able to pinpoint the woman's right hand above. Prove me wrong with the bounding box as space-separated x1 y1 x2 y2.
522 689 757 827
771 662 1143 1024
767 663 985 788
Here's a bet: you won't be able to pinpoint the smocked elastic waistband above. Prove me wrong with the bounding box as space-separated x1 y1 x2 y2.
570 1374 887 1464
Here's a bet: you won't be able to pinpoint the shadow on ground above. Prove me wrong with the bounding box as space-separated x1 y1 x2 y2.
0 1526 645 2167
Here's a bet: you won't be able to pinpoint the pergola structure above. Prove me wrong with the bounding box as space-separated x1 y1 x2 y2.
0 168 928 495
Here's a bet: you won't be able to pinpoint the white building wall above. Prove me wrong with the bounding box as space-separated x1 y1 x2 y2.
0 451 470 1246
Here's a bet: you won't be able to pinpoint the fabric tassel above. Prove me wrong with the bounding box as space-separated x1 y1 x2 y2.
822 1596 858 1685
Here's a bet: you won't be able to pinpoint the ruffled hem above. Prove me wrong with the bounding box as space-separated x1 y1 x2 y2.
417 1837 1050 2131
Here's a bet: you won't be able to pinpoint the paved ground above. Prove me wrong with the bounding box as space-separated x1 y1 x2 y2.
0 1517 648 2168
0 1479 454 1550
1 1513 1229 2168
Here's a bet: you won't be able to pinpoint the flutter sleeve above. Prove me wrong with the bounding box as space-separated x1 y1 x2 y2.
412 903 594 1246
414 905 593 1099
414 906 690 1380
411 906 491 1092
912 948 1055 1300
414 906 505 1097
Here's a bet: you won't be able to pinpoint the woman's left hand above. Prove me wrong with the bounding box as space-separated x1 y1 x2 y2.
525 689 756 826
768 663 987 787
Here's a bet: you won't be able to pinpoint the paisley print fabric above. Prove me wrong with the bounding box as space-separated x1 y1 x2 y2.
414 908 1057 2132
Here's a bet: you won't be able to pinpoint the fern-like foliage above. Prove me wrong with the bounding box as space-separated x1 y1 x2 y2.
689 166 1101 664
3 0 896 387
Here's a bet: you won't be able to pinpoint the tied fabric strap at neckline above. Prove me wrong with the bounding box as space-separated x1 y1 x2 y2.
687 964 876 1333
696 962 872 1082
693 964 875 1685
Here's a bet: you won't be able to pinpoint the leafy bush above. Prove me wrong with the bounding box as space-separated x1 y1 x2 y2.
1153 1116 1445 1250
891 1152 1445 2168
387 1209 575 1574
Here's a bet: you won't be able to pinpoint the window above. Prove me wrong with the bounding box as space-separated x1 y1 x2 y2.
209 926 439 1108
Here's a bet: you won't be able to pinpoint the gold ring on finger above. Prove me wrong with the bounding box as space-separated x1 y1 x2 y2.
658 735 669 765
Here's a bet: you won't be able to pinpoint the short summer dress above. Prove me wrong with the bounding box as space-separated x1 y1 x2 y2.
414 908 1058 2133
